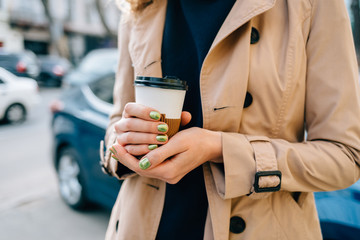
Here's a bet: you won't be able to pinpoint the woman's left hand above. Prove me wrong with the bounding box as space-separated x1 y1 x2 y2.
111 127 222 184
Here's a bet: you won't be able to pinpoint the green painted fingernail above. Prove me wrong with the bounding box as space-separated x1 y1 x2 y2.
157 124 168 132
109 148 118 160
156 135 168 142
110 146 118 154
139 158 151 170
148 144 158 150
150 111 161 120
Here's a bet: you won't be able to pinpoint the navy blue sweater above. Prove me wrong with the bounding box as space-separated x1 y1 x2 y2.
157 0 235 239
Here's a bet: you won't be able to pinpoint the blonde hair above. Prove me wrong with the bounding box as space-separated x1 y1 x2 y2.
116 0 154 13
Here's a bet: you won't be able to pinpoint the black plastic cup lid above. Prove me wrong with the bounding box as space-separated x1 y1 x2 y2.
134 76 188 91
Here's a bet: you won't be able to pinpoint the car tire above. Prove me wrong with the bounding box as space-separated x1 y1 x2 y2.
4 103 26 124
56 147 90 210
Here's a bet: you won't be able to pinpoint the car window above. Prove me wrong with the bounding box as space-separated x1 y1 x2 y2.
78 51 118 74
0 54 18 65
88 75 115 104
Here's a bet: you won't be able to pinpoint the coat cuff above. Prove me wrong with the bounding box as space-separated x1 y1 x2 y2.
246 136 281 199
210 133 281 199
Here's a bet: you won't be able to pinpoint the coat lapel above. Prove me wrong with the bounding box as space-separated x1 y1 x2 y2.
211 0 277 52
129 0 276 79
201 0 277 132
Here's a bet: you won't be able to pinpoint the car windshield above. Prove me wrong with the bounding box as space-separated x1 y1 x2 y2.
78 50 118 74
88 74 115 104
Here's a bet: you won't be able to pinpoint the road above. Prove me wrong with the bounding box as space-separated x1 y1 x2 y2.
0 88 110 240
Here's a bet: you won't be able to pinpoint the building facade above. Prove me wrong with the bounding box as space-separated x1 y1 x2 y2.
0 0 120 63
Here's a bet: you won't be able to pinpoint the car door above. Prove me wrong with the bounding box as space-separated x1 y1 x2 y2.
81 73 121 207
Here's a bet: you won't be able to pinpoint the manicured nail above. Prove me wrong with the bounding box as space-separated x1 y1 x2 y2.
157 124 168 132
156 135 168 142
109 148 115 155
148 144 158 150
110 146 118 154
109 147 119 160
139 157 151 170
109 148 115 154
150 111 161 120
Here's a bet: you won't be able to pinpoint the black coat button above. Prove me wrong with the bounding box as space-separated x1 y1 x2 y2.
230 216 246 234
250 27 260 44
244 92 253 108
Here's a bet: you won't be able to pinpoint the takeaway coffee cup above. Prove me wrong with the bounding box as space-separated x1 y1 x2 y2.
134 76 188 138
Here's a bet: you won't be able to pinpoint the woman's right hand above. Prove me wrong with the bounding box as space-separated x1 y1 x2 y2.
113 102 169 156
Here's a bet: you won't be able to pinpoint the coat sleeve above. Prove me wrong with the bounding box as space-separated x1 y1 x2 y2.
210 0 360 199
101 14 136 180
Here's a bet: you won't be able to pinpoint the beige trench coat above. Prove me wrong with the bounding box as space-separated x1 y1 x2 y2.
100 0 360 239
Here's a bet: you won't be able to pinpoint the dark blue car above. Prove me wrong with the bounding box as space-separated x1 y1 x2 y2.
50 72 360 239
51 72 121 210
315 181 360 240
37 55 72 87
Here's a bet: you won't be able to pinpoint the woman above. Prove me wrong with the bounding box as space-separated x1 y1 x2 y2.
100 0 360 239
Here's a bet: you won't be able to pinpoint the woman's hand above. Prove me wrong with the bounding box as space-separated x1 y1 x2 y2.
113 102 171 156
111 126 222 184
110 102 222 184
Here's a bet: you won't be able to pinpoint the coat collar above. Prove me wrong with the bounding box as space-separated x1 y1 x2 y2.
130 0 277 77
211 0 276 51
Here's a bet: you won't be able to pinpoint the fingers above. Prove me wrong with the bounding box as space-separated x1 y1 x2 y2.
109 144 140 173
137 136 187 171
115 103 169 146
110 133 191 184
112 104 194 183
110 143 169 181
124 144 158 156
111 141 179 179
123 102 161 121
180 111 192 126
117 132 168 145
115 118 168 134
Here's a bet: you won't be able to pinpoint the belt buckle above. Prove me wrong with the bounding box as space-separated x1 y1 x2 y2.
254 170 282 193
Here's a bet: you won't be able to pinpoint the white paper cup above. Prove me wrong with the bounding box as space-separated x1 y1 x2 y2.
134 76 188 137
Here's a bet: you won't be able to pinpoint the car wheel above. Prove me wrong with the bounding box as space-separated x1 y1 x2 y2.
56 147 90 210
4 103 26 124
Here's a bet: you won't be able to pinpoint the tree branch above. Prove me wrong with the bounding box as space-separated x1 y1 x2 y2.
95 0 117 38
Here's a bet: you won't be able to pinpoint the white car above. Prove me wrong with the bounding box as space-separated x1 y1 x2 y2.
0 67 40 124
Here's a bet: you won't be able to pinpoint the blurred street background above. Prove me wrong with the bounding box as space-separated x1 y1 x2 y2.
0 0 360 240
0 0 119 239
0 88 111 240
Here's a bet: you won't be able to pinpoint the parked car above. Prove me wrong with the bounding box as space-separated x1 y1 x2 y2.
37 55 72 87
0 50 40 80
0 67 40 124
315 181 360 240
51 70 360 239
50 72 120 210
63 48 118 86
